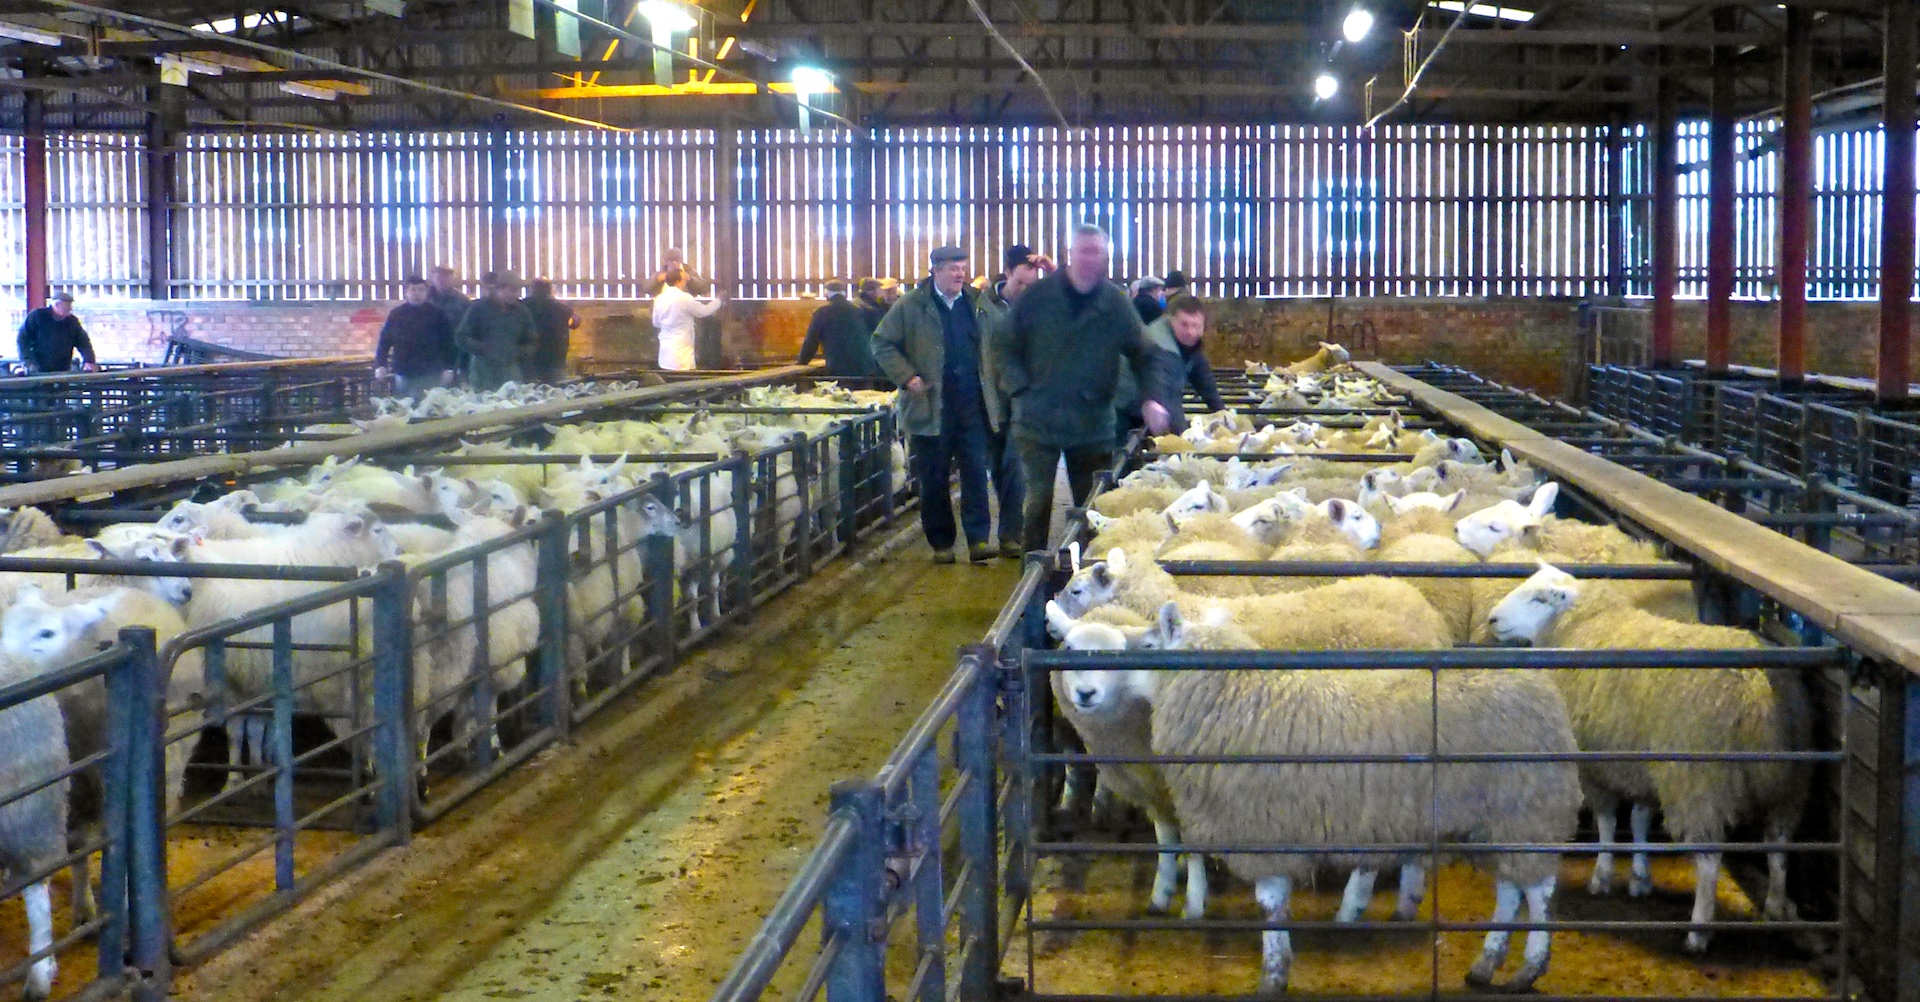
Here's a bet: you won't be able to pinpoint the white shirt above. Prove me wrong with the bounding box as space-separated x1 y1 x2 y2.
935 287 963 310
652 284 723 370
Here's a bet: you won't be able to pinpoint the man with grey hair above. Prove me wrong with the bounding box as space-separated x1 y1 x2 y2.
994 223 1172 553
873 246 1004 564
797 279 881 377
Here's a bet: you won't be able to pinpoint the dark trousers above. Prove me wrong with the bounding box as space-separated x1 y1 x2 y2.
912 413 992 552
1014 440 1112 554
986 429 1026 546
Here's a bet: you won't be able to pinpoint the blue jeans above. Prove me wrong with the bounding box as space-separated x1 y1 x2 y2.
912 412 992 552
987 429 1026 546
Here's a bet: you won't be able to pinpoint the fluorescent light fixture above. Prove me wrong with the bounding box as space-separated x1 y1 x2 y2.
790 66 833 95
280 81 339 101
193 10 297 34
0 21 64 46
637 0 698 32
156 54 226 76
1342 8 1374 42
1427 1 1535 23
1313 73 1339 100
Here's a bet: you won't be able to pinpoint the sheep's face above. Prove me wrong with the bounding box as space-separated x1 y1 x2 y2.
1485 565 1580 644
87 535 195 605
1054 620 1132 714
633 494 683 537
1224 460 1291 492
1 590 111 665
1386 490 1464 516
1231 497 1300 547
426 474 479 514
158 501 208 535
1455 501 1536 558
1357 469 1403 508
1443 438 1481 464
1162 481 1227 527
367 523 405 561
1055 561 1120 617
480 480 523 512
1319 499 1381 551
1281 422 1322 446
1319 342 1351 364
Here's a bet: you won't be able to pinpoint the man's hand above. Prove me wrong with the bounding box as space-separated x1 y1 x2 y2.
80 362 99 373
440 370 457 386
905 375 927 392
373 366 390 379
1142 400 1172 435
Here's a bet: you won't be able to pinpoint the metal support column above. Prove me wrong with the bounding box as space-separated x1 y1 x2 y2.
1881 0 1916 403
1778 6 1813 388
1652 75 1680 369
23 88 48 311
488 118 512 278
145 88 176 302
1604 120 1626 299
850 128 874 284
715 126 741 299
1705 8 1738 377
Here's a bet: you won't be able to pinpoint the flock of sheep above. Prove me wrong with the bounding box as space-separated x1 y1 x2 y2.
1041 366 1813 994
0 379 901 999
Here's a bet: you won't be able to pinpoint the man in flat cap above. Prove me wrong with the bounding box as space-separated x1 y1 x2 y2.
872 245 1006 564
16 291 97 374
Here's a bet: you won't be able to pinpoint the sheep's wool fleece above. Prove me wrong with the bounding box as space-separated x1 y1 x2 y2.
1151 666 1579 886
1050 674 1177 823
0 508 63 556
1543 585 1813 842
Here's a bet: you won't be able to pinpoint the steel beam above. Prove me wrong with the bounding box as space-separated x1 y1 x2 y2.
144 87 174 302
1705 7 1737 377
1652 74 1679 369
714 127 739 297
1881 0 1916 403
22 85 46 311
488 120 510 278
1778 5 1812 387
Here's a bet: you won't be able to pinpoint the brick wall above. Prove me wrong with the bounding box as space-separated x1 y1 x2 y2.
32 295 1907 401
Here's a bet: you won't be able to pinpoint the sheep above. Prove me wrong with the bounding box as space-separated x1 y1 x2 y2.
0 508 65 555
1372 528 1484 645
1043 602 1206 919
1463 485 1697 623
1385 490 1465 516
0 529 198 610
1454 483 1562 559
1280 341 1351 375
1123 603 1582 993
1484 564 1813 952
1161 481 1230 528
1091 484 1183 519
1085 511 1176 559
0 653 67 1001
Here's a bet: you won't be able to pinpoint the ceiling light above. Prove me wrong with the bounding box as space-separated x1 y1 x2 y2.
1427 1 1535 23
637 0 698 33
280 81 339 101
1314 73 1339 100
791 66 833 95
0 21 64 46
1342 8 1374 43
157 54 226 76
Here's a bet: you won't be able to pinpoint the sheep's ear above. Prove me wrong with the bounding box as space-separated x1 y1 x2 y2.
1156 601 1184 646
1163 512 1179 534
1106 548 1129 576
1325 498 1352 522
1044 600 1076 639
343 517 368 535
168 535 193 559
65 599 112 633
1386 494 1409 515
85 539 111 558
1528 482 1560 517
1088 561 1113 588
1443 490 1465 512
1084 511 1111 532
1067 540 1083 572
1501 447 1516 471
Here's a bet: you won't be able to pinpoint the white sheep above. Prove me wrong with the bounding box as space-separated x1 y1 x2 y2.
0 653 67 1001
0 508 66 555
1484 563 1813 952
1121 603 1581 993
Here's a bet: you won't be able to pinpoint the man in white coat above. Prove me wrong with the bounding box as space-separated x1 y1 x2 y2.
652 264 726 370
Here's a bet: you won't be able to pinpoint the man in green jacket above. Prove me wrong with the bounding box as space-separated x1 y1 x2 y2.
455 271 537 391
993 224 1172 553
872 246 1005 564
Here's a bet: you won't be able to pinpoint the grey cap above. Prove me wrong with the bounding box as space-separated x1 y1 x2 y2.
930 245 967 268
824 279 848 297
1136 276 1165 291
49 291 73 303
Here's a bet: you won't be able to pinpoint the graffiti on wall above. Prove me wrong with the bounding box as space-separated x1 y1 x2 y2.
1216 305 1385 361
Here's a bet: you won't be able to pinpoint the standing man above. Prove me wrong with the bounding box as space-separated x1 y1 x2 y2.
374 276 458 399
854 277 887 328
647 247 711 296
652 265 725 371
427 265 471 379
523 278 579 383
454 271 537 391
995 224 1172 554
15 292 96 373
979 244 1053 558
797 279 881 378
877 277 903 308
872 246 1001 564
1131 276 1167 324
1114 294 1225 439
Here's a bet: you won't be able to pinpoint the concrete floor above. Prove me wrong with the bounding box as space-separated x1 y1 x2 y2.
177 517 1022 1002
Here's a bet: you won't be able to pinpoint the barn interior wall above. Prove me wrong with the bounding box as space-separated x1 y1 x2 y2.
44 296 1913 399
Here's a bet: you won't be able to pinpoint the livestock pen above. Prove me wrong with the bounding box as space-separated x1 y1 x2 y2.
0 365 910 1001
710 362 1920 1002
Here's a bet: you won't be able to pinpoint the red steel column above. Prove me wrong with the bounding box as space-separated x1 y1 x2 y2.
1651 75 1679 368
1880 0 1916 402
22 90 47 310
1777 6 1812 386
1705 7 1737 375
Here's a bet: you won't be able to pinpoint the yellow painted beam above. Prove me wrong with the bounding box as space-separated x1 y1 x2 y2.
530 80 836 98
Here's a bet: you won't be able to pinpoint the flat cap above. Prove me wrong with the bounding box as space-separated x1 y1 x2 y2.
929 245 967 267
49 291 74 303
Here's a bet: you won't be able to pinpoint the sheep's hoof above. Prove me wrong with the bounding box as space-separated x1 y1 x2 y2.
1257 965 1290 996
1465 956 1501 989
1499 957 1550 995
1391 903 1420 922
1627 875 1653 898
1763 896 1799 923
1586 872 1612 896
1181 903 1206 921
1145 897 1171 916
1685 931 1711 954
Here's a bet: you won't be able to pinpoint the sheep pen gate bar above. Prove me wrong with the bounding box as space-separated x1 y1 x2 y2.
0 367 914 999
712 361 1920 1002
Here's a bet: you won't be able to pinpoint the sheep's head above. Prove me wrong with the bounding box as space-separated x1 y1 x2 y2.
1484 563 1581 645
157 500 208 535
1045 601 1140 715
1162 480 1228 527
1403 466 1440 492
1130 601 1191 652
86 533 195 605
1441 437 1481 464
1385 490 1465 516
1230 490 1310 547
1453 482 1559 557
424 472 481 515
1281 421 1323 446
1055 548 1128 617
1319 498 1381 551
1357 468 1403 509
1319 341 1351 364
633 493 684 537
1 586 113 665
1223 459 1291 492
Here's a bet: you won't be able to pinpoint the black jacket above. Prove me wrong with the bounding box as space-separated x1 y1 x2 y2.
993 273 1168 450
523 294 577 381
1133 291 1165 325
374 302 458 379
797 296 881 377
16 307 95 373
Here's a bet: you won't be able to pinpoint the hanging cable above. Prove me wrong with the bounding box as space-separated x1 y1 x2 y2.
963 0 1071 128
1364 0 1470 129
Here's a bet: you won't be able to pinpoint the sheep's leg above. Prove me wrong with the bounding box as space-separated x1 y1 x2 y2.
1183 849 1208 920
1146 817 1180 915
1508 875 1557 991
1335 869 1376 923
1393 863 1426 921
23 880 54 1000
69 849 93 924
1628 803 1655 898
1587 799 1618 894
1465 879 1522 988
1762 814 1799 922
1254 876 1293 995
1685 852 1720 954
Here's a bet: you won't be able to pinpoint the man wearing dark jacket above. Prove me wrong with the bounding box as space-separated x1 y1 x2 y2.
455 272 537 391
1114 294 1226 438
1131 276 1167 324
523 278 579 383
427 266 471 378
872 247 1001 564
374 277 458 399
994 224 1172 553
980 244 1052 557
797 280 881 377
16 292 96 374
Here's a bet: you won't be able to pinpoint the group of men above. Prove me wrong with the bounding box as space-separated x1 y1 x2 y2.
374 266 579 396
831 224 1219 564
794 276 908 378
